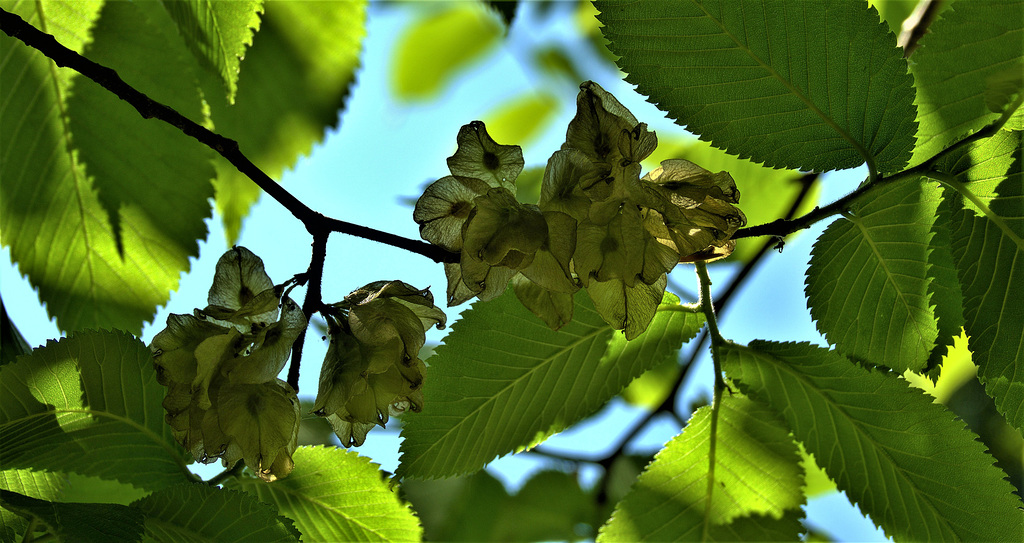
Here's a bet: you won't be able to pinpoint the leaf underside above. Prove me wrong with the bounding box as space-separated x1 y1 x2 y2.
598 394 804 542
595 0 917 173
939 130 1024 433
723 341 1024 542
398 290 704 479
0 330 191 491
806 179 940 372
226 446 422 542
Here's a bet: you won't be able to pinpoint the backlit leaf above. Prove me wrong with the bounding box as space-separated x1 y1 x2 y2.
227 446 421 542
131 483 299 542
207 0 366 244
595 0 917 174
0 470 65 543
391 4 502 101
909 0 1024 165
0 330 193 491
398 289 704 479
937 130 1024 433
1 1 212 334
0 489 145 543
161 0 264 103
598 394 804 542
723 341 1024 541
806 179 940 372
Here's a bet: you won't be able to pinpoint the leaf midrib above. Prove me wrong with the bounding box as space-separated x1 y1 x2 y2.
410 317 610 473
686 0 877 174
737 344 956 539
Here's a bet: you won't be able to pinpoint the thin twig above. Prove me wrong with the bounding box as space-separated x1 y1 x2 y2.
899 0 944 57
0 7 454 264
206 460 246 486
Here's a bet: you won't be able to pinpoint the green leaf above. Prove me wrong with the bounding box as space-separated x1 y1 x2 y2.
206 0 366 245
390 4 502 101
909 0 1024 165
404 469 595 542
598 394 804 542
131 483 299 542
595 0 917 174
866 0 918 37
644 137 820 262
722 341 1024 541
482 91 559 146
398 290 704 479
226 446 421 542
937 130 1024 433
0 297 31 367
1 1 213 335
806 179 940 372
0 330 193 491
0 488 145 543
0 470 65 543
60 474 150 505
160 0 264 103
925 193 965 370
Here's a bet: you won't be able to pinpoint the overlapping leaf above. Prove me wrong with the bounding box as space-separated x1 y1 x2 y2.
206 0 366 244
0 470 65 543
595 0 917 174
909 0 1024 165
227 446 421 542
0 330 192 491
937 130 1024 433
131 483 299 542
0 489 145 543
1 1 213 334
722 341 1024 542
398 290 704 479
806 179 940 372
404 470 595 542
161 0 264 103
598 394 804 542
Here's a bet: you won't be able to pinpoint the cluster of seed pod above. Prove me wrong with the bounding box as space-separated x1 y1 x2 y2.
415 81 746 339
311 281 446 447
151 247 306 482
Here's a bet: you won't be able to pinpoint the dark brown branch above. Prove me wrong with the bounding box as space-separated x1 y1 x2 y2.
0 7 454 264
732 106 1017 241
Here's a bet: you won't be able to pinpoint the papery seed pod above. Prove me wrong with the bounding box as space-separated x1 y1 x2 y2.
563 81 657 166
447 121 525 192
217 379 300 482
222 297 307 385
414 175 491 252
207 247 278 328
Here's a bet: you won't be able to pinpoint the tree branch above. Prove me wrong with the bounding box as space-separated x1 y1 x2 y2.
0 7 455 264
732 102 1020 241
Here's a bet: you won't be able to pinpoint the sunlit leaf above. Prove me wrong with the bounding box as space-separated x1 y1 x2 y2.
398 290 704 479
937 130 1024 433
404 469 594 542
909 1 1023 165
0 470 65 543
161 0 264 103
595 0 917 174
0 330 193 490
391 4 502 101
132 483 299 542
60 474 150 505
2 0 207 334
723 341 1024 541
0 488 145 543
598 394 804 541
806 179 940 372
227 446 421 542
207 0 366 244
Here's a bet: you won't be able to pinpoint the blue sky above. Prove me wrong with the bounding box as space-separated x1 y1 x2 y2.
1 2 890 541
